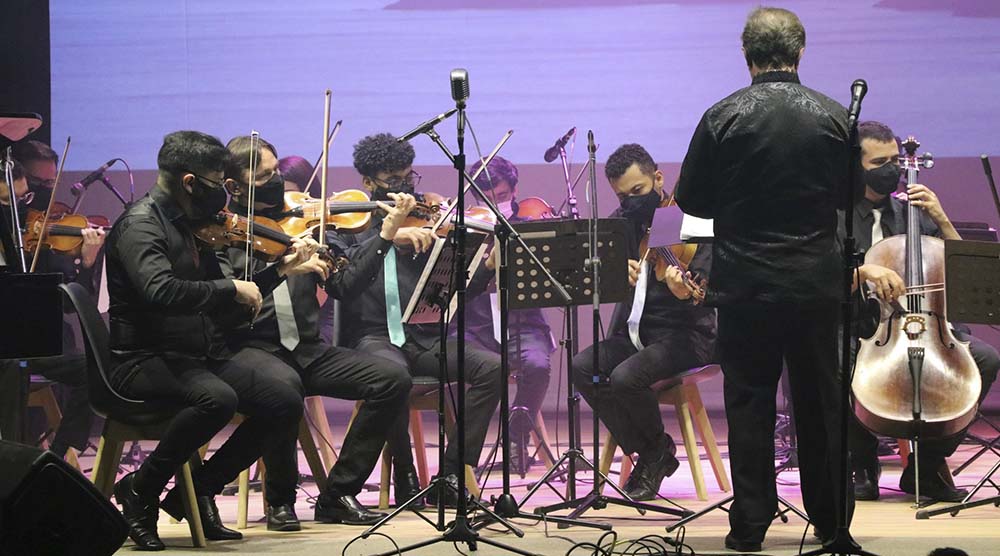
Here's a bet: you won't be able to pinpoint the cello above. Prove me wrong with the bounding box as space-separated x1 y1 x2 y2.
852 136 980 443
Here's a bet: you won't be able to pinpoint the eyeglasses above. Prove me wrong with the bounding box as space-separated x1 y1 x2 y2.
184 170 227 189
371 170 421 189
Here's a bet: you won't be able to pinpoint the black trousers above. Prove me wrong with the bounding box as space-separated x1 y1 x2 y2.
468 329 552 437
573 330 712 460
718 301 845 543
110 347 304 498
0 355 95 456
849 328 1000 470
357 335 502 474
261 345 411 504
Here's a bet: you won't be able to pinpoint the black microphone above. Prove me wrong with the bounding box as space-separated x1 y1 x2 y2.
396 108 458 143
847 79 868 129
450 68 469 106
544 127 576 163
983 154 993 176
71 158 118 196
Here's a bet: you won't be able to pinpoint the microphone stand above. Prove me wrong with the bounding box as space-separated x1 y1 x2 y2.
801 81 876 556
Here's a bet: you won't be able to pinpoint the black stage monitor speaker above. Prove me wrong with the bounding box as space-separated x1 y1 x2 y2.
0 440 128 556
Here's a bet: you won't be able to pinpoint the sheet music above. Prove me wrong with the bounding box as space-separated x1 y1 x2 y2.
402 231 489 325
680 213 714 241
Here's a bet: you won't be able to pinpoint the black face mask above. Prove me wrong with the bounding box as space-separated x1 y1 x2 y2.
189 181 228 220
371 182 415 202
619 189 660 226
25 178 51 208
865 162 902 195
253 173 286 208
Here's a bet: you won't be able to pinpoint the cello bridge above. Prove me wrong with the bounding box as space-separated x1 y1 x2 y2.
903 315 926 340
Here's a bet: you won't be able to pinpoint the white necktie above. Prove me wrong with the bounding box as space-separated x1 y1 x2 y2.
871 208 884 246
627 261 649 350
490 292 502 344
273 281 300 351
97 257 110 313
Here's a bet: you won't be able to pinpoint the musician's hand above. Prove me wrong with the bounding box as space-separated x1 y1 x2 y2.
277 236 319 276
284 253 332 281
907 184 950 226
80 226 106 269
232 279 263 318
379 193 417 241
663 265 693 300
859 263 905 302
394 227 437 253
485 244 499 271
627 259 642 287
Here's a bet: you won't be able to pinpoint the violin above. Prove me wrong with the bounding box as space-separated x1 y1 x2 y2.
278 189 396 237
22 208 111 256
852 136 980 440
638 232 706 304
513 196 556 220
399 195 497 236
193 211 346 270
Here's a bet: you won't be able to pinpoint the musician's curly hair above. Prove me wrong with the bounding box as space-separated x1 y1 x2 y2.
605 144 657 183
352 133 415 178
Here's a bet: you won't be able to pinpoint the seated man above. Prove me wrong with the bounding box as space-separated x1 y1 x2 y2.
0 144 103 461
572 144 716 501
220 135 414 528
105 131 313 550
337 133 502 507
462 155 555 473
844 120 1000 503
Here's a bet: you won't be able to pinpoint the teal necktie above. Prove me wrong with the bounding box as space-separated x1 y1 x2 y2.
383 248 406 347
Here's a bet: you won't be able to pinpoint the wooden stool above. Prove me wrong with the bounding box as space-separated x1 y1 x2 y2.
598 364 730 501
27 376 81 471
362 378 480 509
91 420 207 548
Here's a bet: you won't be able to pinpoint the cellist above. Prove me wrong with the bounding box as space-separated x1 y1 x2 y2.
841 120 999 503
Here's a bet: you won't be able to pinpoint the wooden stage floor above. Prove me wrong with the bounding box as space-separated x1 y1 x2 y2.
100 412 1000 555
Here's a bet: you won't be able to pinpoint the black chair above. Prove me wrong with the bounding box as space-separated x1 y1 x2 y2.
60 282 208 548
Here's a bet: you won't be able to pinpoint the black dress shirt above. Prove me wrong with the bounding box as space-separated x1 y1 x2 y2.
607 209 717 343
220 229 393 367
106 186 239 361
335 216 492 350
675 71 853 305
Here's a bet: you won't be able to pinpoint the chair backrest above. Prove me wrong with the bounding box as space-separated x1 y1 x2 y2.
59 283 144 418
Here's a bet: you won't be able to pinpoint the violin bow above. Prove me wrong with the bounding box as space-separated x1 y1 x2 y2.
305 118 342 196
429 129 514 235
29 136 71 273
319 90 332 252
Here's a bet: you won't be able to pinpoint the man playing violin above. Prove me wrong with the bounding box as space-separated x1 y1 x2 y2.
572 143 716 501
844 120 1000 503
336 132 502 508
462 155 556 473
105 131 317 550
0 149 99 465
218 135 415 528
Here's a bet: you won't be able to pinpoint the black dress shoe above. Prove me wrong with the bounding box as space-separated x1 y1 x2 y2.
160 488 243 540
114 472 165 551
899 458 969 503
624 437 680 502
314 494 385 525
853 464 881 501
267 504 301 532
724 532 762 553
425 473 465 508
393 464 426 510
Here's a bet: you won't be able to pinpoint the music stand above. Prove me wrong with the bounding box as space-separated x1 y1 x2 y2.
363 230 530 551
917 239 1000 519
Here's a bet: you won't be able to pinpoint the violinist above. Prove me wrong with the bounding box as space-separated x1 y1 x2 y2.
219 135 415 529
843 120 1000 503
572 144 715 501
462 155 555 473
105 131 315 550
277 155 314 193
336 132 502 508
0 155 97 466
